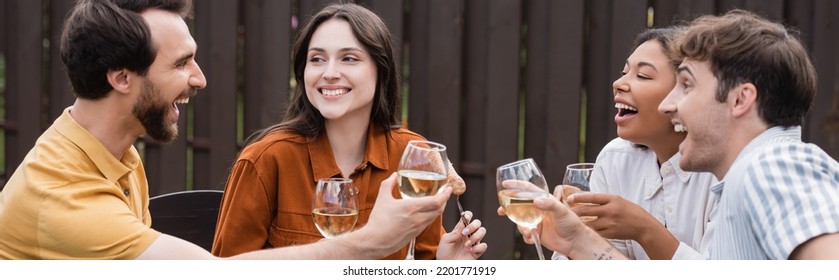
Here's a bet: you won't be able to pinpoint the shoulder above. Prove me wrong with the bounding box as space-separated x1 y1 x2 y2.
237 130 308 161
746 141 838 182
596 137 652 162
387 127 427 144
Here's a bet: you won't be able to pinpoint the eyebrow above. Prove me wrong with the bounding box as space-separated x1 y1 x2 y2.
308 47 366 53
174 52 194 66
676 65 694 79
637 61 658 72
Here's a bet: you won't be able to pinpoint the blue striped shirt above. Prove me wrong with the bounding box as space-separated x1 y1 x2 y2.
707 126 839 259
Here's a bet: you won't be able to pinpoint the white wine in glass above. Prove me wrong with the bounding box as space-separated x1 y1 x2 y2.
496 158 550 260
397 140 449 260
312 178 359 238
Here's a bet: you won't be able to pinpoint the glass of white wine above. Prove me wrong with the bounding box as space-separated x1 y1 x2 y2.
312 178 359 238
562 163 596 222
496 158 550 260
397 140 449 260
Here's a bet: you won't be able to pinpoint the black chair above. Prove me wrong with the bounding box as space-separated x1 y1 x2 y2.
149 190 224 252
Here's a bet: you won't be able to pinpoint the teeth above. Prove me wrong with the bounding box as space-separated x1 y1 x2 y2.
322 89 348 96
175 97 190 104
614 103 638 112
674 124 687 133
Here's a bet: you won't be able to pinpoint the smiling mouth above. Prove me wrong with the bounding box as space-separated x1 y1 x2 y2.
615 103 638 117
674 124 687 133
321 89 348 97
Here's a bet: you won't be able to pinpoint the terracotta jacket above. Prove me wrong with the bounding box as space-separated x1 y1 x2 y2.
211 124 443 259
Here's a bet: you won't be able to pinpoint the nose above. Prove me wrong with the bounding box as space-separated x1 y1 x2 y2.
658 86 678 115
323 61 341 81
190 60 207 89
612 75 629 96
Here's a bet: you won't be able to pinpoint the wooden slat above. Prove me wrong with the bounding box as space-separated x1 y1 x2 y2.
809 0 839 158
362 0 404 60
242 0 291 140
405 0 465 246
582 0 612 162
524 0 585 191
744 0 785 21
463 0 524 260
297 0 335 25
4 0 43 175
192 0 239 190
48 0 74 121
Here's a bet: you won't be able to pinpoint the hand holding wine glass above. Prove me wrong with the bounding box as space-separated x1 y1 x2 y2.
397 140 449 260
496 158 550 260
312 178 359 238
561 163 596 222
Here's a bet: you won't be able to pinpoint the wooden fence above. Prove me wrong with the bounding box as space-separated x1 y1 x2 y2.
1 0 838 259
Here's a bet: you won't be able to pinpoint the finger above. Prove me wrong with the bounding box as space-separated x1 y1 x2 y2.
465 226 487 247
377 173 398 201
470 242 488 256
568 192 613 205
501 179 543 192
497 206 506 216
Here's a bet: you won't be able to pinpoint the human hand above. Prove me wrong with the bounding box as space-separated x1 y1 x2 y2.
569 192 658 241
436 211 488 260
496 181 586 255
363 173 452 253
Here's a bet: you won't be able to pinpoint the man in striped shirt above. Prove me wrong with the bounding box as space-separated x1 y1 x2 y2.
517 9 839 260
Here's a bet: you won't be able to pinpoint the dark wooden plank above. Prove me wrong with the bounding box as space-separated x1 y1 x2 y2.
4 0 44 177
361 0 404 60
786 0 815 141
462 0 524 260
192 0 239 191
242 0 290 139
717 0 746 13
524 0 585 191
48 0 74 121
405 0 465 243
653 0 680 26
485 0 523 260
297 0 335 26
744 0 784 21
809 0 839 157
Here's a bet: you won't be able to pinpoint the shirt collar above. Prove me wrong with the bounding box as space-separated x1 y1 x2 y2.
53 107 140 183
716 126 801 195
308 124 390 182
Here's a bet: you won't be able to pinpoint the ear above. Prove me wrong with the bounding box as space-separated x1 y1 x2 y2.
106 68 132 95
731 83 758 118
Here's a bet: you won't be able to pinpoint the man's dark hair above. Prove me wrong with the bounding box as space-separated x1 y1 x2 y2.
59 0 192 100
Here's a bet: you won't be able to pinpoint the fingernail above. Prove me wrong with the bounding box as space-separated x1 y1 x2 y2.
464 240 472 247
462 228 471 235
468 246 473 252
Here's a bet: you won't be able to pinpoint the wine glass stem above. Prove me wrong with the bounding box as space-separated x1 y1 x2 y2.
405 238 416 260
530 227 545 260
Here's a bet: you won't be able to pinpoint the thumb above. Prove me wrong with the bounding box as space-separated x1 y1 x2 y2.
534 195 565 217
377 172 398 201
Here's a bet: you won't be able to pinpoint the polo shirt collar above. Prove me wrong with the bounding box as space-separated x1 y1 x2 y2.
308 124 390 182
53 107 139 183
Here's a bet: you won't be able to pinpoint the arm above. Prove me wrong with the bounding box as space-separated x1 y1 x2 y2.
789 233 839 259
532 192 627 260
570 192 679 259
138 173 453 259
497 181 627 260
212 159 275 257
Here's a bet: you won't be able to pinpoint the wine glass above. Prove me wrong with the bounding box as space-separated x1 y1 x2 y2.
562 163 596 221
496 158 550 260
311 178 359 238
397 140 449 260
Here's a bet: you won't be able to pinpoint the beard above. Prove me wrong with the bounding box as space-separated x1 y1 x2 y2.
133 79 179 143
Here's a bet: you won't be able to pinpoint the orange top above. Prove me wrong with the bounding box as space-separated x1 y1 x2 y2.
212 124 443 259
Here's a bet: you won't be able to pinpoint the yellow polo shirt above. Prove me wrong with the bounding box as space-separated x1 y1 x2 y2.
0 107 160 259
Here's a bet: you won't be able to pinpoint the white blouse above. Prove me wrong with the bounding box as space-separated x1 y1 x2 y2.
588 137 716 259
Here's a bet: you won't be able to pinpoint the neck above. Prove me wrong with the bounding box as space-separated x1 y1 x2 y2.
325 116 370 178
70 98 142 159
713 120 770 180
639 132 685 166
